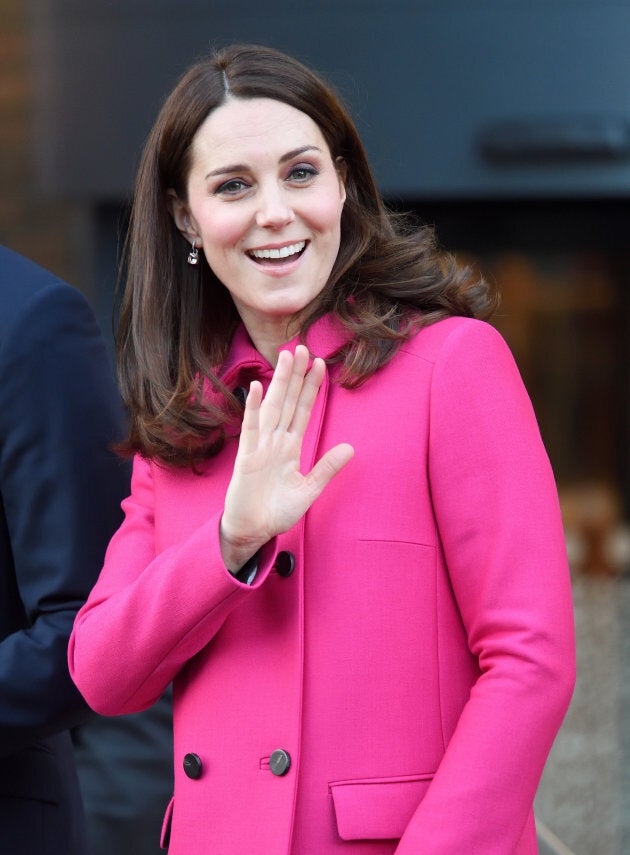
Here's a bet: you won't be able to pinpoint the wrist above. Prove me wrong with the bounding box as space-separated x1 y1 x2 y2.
219 517 266 574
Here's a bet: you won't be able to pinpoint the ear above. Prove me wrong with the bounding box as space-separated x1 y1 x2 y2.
335 157 347 205
167 189 200 244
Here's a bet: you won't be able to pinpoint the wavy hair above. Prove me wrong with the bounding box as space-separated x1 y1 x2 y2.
116 43 497 467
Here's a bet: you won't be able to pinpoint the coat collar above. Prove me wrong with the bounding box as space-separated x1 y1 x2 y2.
220 313 351 387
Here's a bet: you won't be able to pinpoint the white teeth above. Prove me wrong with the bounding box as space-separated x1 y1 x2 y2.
249 241 306 260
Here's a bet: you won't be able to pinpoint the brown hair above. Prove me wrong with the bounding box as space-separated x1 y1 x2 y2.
116 43 497 467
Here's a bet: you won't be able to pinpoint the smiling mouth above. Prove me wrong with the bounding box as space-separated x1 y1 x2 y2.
247 241 307 264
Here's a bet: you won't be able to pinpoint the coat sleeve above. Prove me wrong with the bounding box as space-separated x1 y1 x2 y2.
395 320 576 854
68 455 279 716
0 282 129 757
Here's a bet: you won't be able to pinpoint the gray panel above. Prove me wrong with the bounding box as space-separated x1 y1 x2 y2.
26 0 630 199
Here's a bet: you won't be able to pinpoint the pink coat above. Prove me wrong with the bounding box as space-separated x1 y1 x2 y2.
69 315 575 854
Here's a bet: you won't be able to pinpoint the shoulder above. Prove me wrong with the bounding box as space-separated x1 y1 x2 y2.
399 316 511 369
395 317 528 418
401 316 505 360
0 246 94 343
0 251 122 443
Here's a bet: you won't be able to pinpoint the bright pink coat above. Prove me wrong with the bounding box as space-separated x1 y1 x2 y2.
69 315 575 854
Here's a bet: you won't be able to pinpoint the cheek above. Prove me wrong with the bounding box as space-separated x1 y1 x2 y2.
206 218 246 252
309 194 344 238
191 202 248 251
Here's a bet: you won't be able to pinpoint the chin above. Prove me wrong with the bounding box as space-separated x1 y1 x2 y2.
263 296 316 318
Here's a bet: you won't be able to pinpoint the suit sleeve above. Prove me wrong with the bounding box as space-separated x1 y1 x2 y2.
0 282 130 757
396 320 576 854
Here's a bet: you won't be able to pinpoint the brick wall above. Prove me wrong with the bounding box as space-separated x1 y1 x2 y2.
0 0 91 296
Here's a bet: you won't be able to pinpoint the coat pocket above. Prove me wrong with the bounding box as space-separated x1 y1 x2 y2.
160 796 174 850
329 773 434 841
0 742 61 804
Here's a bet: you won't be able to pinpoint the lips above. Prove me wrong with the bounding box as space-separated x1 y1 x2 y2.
247 240 307 263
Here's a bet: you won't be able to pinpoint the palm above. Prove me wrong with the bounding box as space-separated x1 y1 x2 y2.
220 346 353 570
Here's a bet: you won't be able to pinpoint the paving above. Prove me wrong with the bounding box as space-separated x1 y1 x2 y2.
535 570 629 855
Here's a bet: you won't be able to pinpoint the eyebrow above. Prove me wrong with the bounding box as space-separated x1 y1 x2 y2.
205 145 322 179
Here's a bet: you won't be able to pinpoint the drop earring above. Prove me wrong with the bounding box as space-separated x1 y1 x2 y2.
187 240 199 266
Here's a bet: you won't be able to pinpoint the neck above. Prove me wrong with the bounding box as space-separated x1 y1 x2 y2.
238 312 303 367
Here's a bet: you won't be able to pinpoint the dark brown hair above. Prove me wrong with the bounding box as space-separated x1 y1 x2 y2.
116 43 497 467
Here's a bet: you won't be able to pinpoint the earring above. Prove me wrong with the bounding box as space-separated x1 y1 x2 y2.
187 240 199 266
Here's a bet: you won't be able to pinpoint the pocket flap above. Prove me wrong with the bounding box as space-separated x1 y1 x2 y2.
0 743 61 804
330 774 433 841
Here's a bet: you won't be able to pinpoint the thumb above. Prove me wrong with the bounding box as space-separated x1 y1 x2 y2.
305 443 354 501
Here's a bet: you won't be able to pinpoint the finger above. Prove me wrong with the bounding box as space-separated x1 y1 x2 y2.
304 442 355 501
237 380 263 455
258 349 293 431
277 345 310 430
289 356 326 436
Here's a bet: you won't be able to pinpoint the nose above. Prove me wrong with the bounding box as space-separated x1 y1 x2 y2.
255 183 295 229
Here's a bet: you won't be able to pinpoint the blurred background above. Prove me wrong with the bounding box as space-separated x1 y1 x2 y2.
2 1 629 853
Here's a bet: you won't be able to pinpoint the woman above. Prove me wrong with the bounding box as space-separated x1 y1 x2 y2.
69 44 575 854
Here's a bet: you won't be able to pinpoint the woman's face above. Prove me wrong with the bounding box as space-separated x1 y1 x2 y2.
170 96 346 355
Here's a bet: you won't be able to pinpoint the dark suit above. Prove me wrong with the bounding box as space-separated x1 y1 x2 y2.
0 246 129 854
73 688 173 855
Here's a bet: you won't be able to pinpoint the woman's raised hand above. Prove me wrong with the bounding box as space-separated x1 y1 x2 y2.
219 345 354 572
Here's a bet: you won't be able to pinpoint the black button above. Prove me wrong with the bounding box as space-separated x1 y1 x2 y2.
269 749 291 776
183 752 202 779
274 551 295 577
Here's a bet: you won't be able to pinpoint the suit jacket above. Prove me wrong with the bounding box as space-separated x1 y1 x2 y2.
0 246 129 854
69 315 576 854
